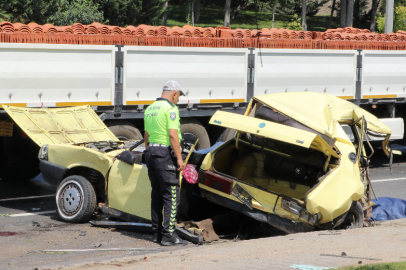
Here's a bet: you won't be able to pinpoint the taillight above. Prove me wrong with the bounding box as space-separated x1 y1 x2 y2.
199 170 233 195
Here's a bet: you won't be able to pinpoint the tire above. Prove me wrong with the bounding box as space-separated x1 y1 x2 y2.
56 175 97 223
339 201 364 229
107 121 143 141
217 128 237 142
180 119 210 150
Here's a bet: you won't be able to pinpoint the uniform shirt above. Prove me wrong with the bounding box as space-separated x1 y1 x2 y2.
144 98 182 146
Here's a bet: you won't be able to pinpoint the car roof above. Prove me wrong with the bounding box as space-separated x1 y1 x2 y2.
255 92 392 138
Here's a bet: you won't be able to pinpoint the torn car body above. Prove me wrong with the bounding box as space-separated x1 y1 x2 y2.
3 92 392 234
198 92 393 233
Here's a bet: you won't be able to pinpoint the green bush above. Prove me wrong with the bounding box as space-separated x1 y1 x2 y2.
394 5 406 31
50 0 104 26
286 14 303 30
375 0 406 32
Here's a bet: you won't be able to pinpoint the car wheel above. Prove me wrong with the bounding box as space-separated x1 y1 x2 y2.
107 121 143 141
339 201 364 229
180 119 210 150
56 175 97 223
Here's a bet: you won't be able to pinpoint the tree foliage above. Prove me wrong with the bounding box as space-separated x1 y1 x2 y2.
0 0 59 24
277 0 328 16
0 0 167 26
334 0 369 23
93 0 167 26
50 0 104 26
376 0 406 32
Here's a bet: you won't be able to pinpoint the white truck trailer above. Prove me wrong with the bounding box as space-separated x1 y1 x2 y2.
0 43 404 180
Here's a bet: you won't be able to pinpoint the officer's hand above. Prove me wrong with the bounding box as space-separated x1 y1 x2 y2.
177 158 185 171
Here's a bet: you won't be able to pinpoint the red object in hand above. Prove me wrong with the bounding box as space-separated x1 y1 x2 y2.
182 164 198 184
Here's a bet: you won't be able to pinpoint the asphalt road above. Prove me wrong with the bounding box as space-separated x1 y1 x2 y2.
369 144 406 200
0 148 405 269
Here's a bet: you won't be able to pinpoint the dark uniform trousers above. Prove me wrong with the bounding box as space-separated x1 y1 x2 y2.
145 146 180 237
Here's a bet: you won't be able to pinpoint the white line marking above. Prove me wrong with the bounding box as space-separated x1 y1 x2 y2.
9 210 56 217
371 177 406 183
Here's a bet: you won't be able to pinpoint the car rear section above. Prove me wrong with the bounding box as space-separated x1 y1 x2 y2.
196 95 374 233
198 135 330 233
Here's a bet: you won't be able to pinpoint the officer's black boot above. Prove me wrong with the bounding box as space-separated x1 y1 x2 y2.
161 233 188 246
153 232 162 243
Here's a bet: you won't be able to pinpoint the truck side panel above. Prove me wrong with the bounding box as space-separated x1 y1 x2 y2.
123 46 249 105
254 49 358 99
362 51 406 99
0 43 116 107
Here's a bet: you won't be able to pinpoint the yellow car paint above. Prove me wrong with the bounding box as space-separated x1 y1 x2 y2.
107 159 152 221
209 111 338 159
305 140 365 223
2 105 118 146
254 92 391 137
48 144 113 177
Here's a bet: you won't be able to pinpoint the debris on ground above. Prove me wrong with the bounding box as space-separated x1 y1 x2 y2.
177 219 219 242
79 231 86 236
0 232 20 236
32 221 40 227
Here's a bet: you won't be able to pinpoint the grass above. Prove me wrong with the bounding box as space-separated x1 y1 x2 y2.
336 261 406 270
165 4 344 32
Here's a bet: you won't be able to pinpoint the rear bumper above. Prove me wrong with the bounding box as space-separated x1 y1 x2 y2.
39 160 68 187
200 188 314 234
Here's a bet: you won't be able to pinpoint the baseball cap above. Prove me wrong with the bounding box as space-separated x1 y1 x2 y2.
163 80 186 96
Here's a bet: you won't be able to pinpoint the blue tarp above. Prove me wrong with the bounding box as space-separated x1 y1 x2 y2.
372 197 406 221
194 141 224 155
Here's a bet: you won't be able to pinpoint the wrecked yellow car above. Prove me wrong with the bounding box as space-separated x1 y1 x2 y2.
2 92 392 235
3 105 154 224
199 92 392 233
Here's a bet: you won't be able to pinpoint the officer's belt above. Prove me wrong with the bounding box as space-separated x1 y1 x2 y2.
149 143 170 147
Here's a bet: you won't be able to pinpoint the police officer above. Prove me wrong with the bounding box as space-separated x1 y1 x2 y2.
144 80 188 246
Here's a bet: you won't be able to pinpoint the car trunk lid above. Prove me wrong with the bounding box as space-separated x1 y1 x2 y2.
3 105 118 146
209 111 338 159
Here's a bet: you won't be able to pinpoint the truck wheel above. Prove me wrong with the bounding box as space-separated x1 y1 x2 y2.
56 175 97 223
339 201 364 229
217 128 237 142
107 121 143 141
180 119 210 150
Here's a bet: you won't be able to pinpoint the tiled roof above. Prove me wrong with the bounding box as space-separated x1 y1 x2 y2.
1 22 405 50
